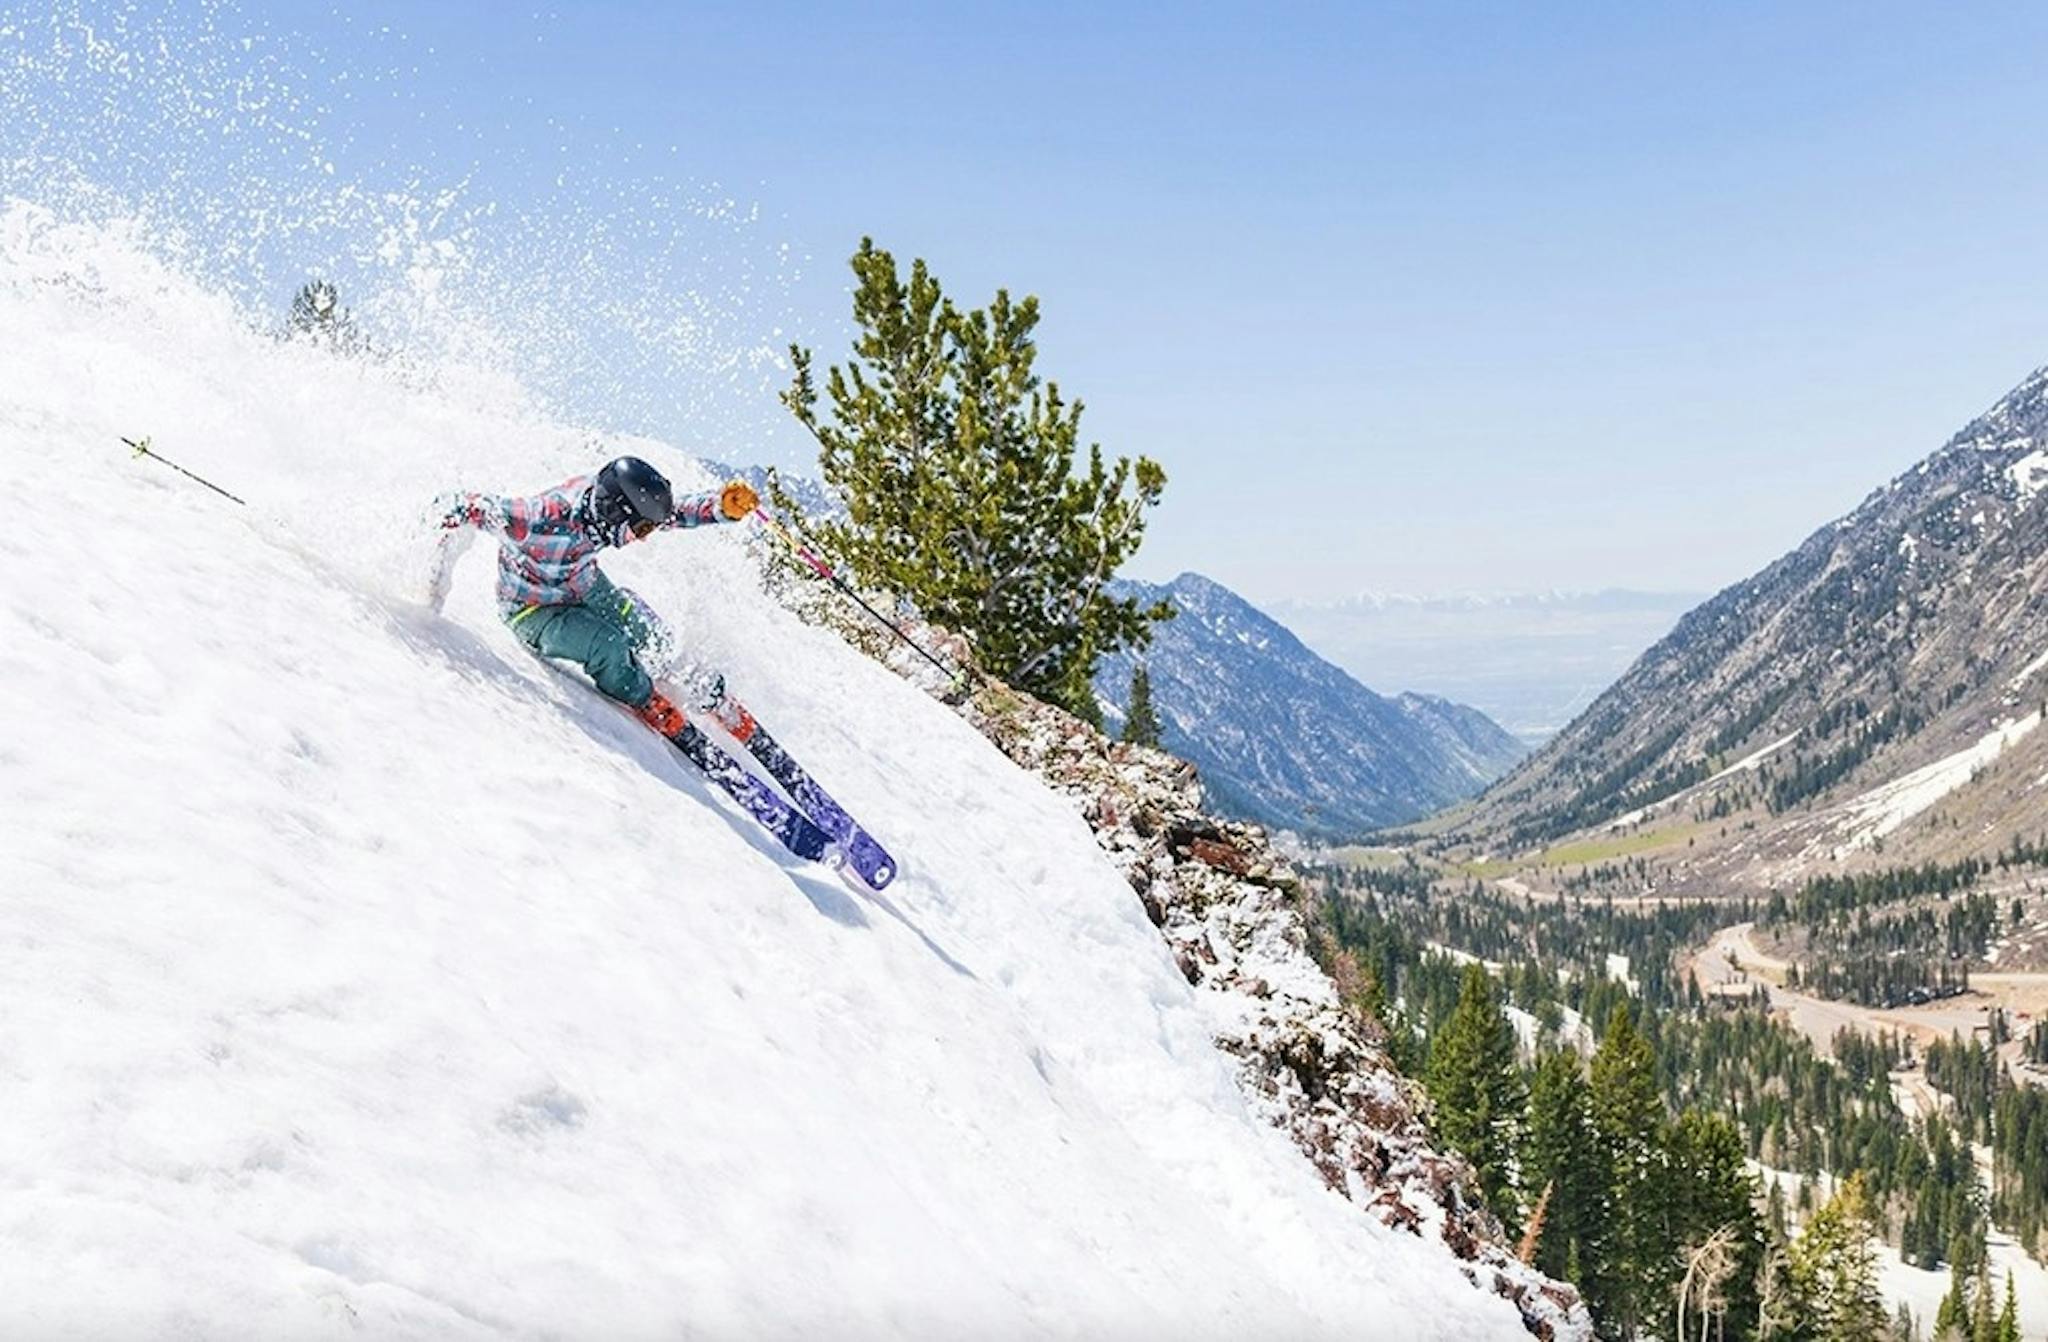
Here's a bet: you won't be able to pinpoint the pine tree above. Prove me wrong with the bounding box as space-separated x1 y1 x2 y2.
1589 1006 1673 1338
1936 1252 1970 1338
1380 995 1421 1076
286 278 358 349
1766 1178 1789 1239
1791 1174 1888 1342
782 239 1171 721
1667 1109 1763 1337
1121 665 1163 748
1523 1049 1611 1298
1969 1259 1995 1342
1425 963 1527 1228
1994 1270 2018 1342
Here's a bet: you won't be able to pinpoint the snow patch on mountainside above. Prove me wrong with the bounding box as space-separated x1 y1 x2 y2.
1473 361 2048 866
2007 448 2048 503
2009 646 2048 692
1835 712 2043 849
1608 731 1799 829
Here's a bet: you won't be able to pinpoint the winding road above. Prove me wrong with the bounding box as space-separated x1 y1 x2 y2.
1687 922 2048 1115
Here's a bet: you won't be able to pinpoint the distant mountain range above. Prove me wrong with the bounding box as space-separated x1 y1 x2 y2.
1267 590 1702 746
1095 573 1525 838
1457 364 2048 885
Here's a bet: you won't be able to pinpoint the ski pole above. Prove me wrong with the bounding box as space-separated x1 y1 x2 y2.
121 436 247 506
752 507 972 692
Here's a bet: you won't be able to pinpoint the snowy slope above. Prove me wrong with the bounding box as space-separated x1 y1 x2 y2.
0 206 1535 1338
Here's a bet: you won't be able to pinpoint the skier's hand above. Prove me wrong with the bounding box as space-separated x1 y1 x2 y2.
425 528 473 613
719 479 760 521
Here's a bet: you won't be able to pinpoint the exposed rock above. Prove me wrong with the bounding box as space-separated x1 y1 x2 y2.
1461 363 2048 886
1187 835 1252 875
944 681 1590 1341
774 580 1590 1340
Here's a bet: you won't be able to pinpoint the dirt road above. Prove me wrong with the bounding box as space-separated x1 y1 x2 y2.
1688 922 2047 1105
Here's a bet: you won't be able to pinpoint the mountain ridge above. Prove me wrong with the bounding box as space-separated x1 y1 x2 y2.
1262 588 1702 747
1096 572 1524 838
1455 363 2048 884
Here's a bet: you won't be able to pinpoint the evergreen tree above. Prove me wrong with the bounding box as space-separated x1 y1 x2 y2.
1380 994 1422 1077
1524 1049 1612 1294
782 239 1171 720
1790 1174 1888 1342
1936 1253 1970 1339
286 278 357 349
1969 1260 1995 1342
1425 963 1527 1228
1590 1006 1673 1338
1667 1108 1763 1337
1766 1178 1788 1240
1994 1271 2018 1342
1120 664 1163 748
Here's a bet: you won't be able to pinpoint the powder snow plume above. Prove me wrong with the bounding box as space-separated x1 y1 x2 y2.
0 0 810 457
0 4 1538 1339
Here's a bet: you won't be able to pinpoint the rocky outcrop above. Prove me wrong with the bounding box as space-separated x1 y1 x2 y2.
764 556 1588 1338
949 679 1589 1340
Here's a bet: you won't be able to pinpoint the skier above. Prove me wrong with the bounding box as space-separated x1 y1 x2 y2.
430 455 759 736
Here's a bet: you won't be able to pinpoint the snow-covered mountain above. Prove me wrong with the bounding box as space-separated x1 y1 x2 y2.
1461 364 2048 881
1095 573 1525 838
0 204 1564 1339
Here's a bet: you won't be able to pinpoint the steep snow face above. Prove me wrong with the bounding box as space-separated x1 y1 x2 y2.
0 208 1534 1339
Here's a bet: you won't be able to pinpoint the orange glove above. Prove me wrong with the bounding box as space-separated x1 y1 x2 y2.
720 478 760 521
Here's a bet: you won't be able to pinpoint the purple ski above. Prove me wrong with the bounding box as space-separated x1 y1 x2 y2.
707 695 898 891
528 650 835 865
659 718 837 864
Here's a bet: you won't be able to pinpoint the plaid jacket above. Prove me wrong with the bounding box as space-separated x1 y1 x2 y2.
445 474 728 617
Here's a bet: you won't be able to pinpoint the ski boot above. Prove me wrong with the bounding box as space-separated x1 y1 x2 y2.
637 689 687 738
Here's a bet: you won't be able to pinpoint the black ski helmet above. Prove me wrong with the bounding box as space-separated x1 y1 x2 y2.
591 456 674 533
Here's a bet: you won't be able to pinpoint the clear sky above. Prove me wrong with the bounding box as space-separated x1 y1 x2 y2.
16 1 2048 605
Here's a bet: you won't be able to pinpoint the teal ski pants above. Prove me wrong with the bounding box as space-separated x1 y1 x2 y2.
509 576 656 709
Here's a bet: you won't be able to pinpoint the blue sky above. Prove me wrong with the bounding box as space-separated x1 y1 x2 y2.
17 2 2048 603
